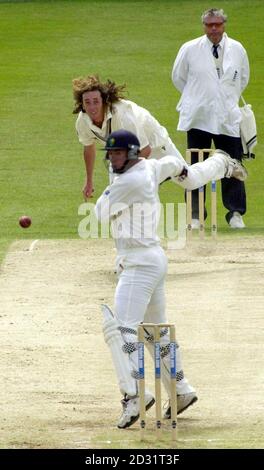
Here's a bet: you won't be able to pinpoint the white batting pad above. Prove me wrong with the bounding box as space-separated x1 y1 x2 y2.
102 304 137 397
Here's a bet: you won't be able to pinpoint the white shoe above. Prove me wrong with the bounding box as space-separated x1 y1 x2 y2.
229 212 246 229
191 219 200 229
221 151 248 181
163 392 198 419
117 392 155 429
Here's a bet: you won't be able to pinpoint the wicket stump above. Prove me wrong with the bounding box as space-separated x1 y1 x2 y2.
186 148 217 239
138 323 177 441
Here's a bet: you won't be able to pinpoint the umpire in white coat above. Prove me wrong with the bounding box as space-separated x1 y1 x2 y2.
172 8 250 229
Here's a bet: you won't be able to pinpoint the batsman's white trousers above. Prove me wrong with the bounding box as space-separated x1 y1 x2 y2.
114 245 194 395
115 245 167 329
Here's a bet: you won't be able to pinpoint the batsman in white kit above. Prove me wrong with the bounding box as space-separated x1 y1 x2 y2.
94 129 247 429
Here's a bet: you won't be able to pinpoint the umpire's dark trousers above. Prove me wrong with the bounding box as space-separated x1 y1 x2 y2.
187 128 246 224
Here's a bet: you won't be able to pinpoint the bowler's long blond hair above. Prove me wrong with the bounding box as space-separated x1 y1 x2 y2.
72 75 127 114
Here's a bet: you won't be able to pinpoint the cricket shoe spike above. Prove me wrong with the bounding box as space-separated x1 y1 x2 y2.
117 392 155 429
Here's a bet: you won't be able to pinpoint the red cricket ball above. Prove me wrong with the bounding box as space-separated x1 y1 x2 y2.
19 215 32 228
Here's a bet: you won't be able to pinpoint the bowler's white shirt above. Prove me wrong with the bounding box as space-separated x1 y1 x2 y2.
76 99 169 154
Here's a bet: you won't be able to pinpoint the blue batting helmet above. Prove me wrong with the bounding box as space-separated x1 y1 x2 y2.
105 129 140 160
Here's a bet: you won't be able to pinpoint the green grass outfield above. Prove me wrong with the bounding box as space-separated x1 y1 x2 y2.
0 0 263 264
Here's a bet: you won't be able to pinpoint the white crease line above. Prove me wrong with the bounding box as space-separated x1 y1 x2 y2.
29 239 39 252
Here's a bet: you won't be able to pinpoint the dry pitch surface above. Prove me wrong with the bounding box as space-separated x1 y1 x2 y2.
0 237 263 449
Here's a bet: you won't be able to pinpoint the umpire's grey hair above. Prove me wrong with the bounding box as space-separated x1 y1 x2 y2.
201 8 227 24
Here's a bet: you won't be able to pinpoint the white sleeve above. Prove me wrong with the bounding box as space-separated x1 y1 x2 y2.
75 114 96 146
113 103 149 150
241 48 250 93
154 156 185 184
171 44 189 93
94 174 142 222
